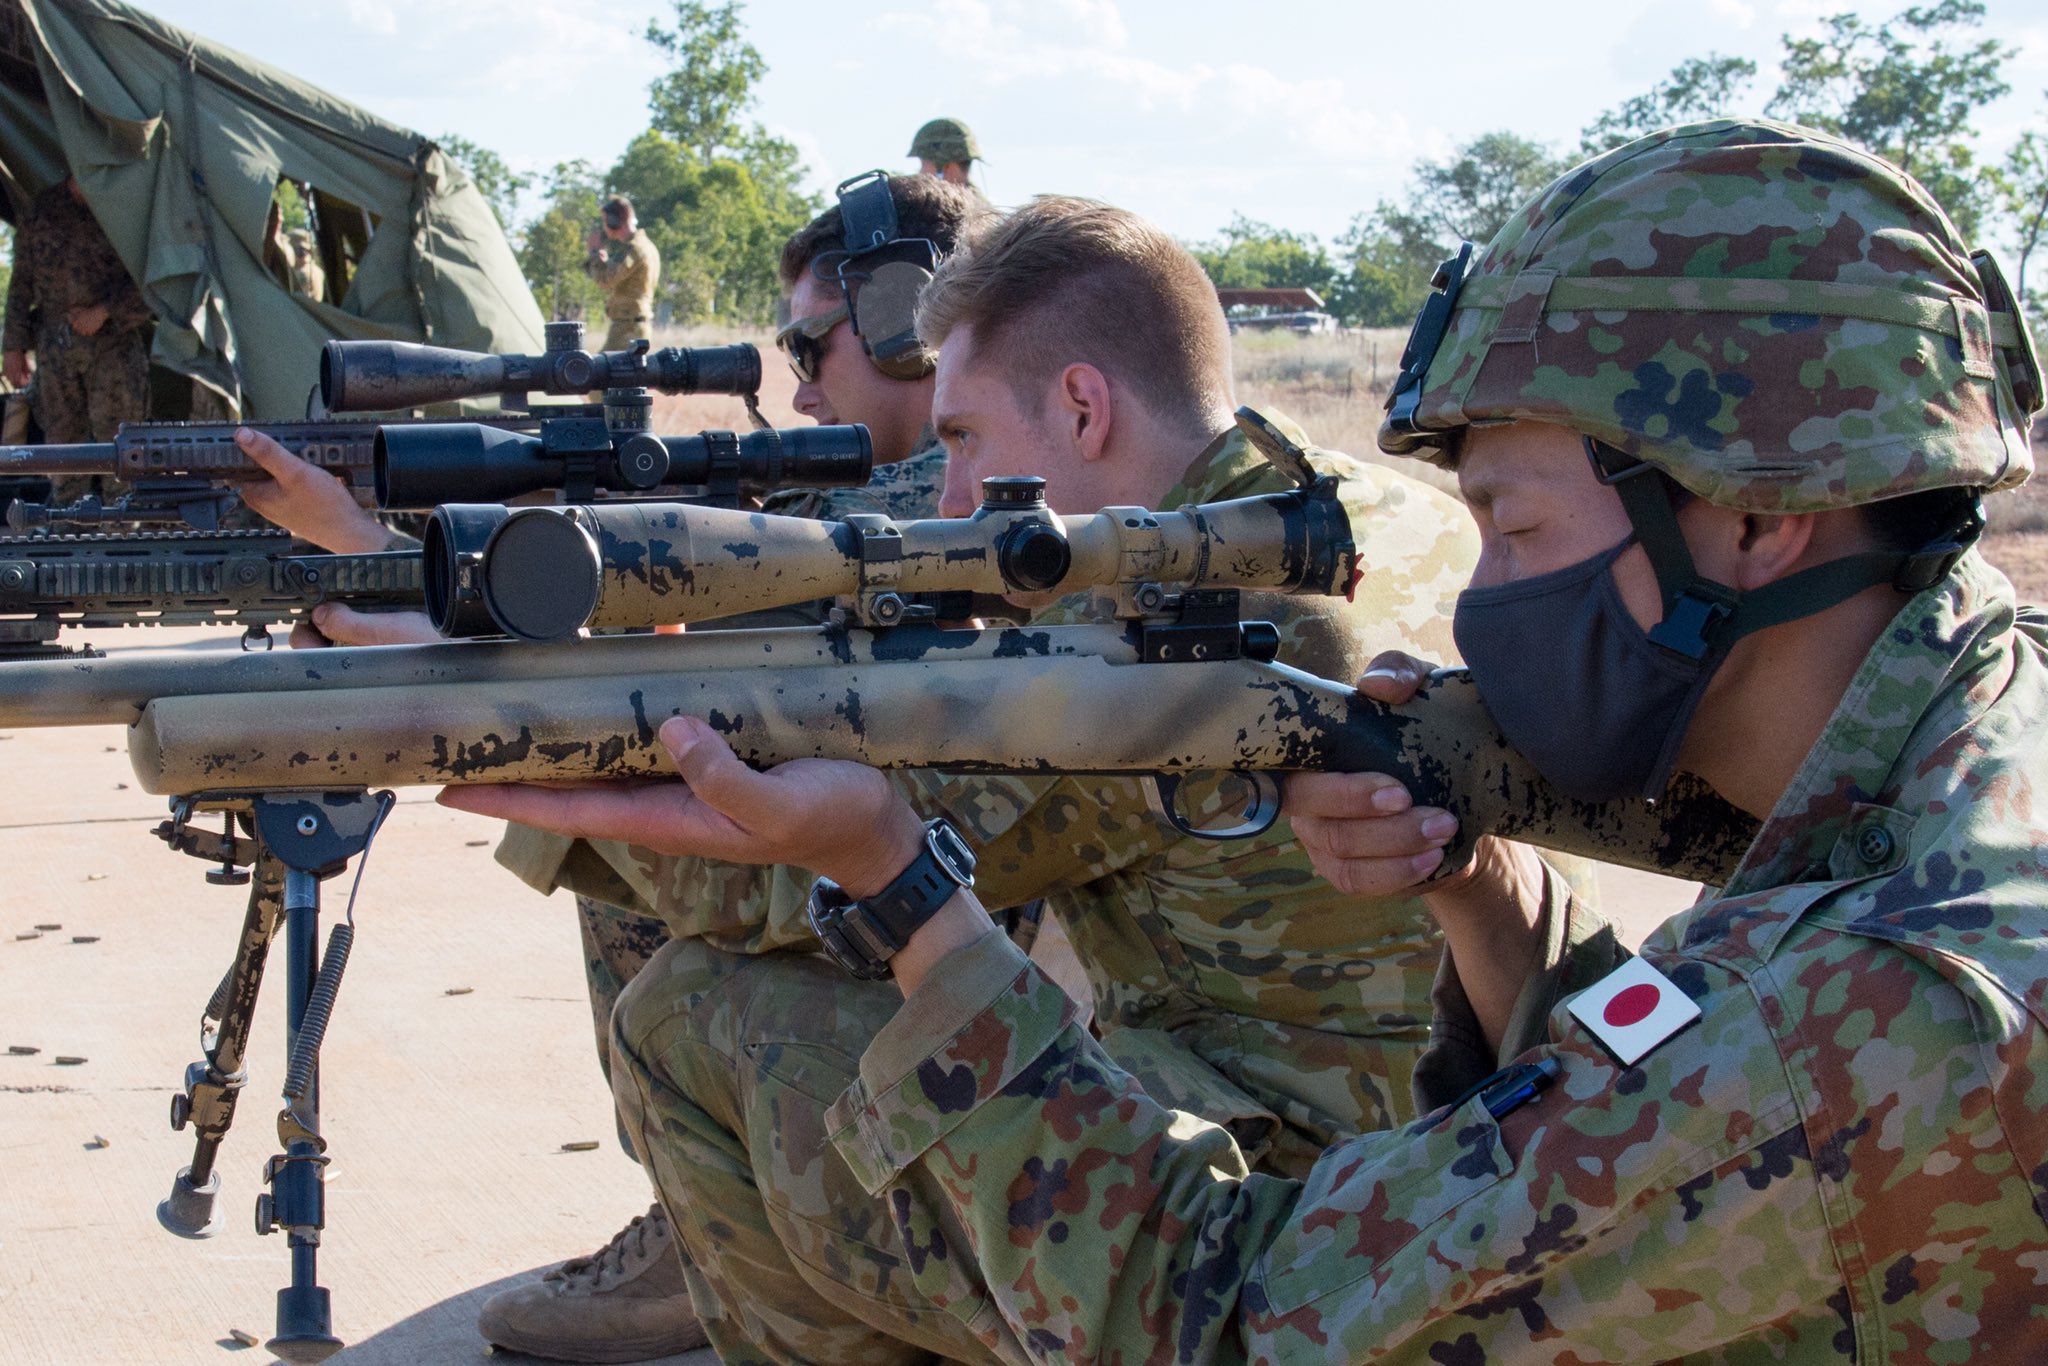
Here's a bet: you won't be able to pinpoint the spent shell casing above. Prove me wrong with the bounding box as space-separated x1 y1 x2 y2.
54 1055 85 1065
559 1140 601 1152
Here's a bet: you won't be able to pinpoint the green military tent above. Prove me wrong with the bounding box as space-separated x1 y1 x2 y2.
0 0 544 419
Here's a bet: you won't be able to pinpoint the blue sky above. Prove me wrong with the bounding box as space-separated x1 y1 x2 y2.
147 0 2048 245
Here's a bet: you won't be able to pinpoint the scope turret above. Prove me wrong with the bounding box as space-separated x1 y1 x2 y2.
321 335 762 412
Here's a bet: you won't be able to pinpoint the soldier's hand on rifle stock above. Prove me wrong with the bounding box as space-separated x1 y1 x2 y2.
1287 650 1550 1052
236 427 394 553
439 716 931 900
1283 651 1473 896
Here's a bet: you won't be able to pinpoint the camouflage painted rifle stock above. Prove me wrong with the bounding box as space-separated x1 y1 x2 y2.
0 622 1756 883
0 529 421 660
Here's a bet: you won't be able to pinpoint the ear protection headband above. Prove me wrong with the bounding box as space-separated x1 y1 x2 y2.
815 170 939 381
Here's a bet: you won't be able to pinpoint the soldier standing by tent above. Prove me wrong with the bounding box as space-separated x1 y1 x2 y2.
583 195 660 351
287 228 325 302
2 175 149 498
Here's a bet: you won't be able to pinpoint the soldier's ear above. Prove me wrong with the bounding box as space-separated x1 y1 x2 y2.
1055 363 1113 463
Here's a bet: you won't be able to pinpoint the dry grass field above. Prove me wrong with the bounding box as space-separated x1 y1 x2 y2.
643 322 2048 604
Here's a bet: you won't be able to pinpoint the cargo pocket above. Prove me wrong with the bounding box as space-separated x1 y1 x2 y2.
1252 1095 1510 1315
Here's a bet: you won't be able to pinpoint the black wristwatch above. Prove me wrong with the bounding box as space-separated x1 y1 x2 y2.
808 818 977 979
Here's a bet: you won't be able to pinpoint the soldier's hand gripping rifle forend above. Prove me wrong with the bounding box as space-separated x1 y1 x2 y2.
0 422 386 532
0 411 1761 883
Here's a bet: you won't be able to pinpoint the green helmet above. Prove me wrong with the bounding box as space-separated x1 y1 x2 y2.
907 117 980 167
1380 119 2039 513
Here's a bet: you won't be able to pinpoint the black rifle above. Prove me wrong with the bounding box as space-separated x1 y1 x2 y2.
0 529 421 660
321 319 762 413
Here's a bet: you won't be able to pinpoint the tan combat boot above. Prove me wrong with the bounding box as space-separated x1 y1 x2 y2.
478 1203 709 1363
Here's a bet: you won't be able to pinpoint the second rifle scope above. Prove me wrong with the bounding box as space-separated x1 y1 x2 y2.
321 337 762 412
374 422 872 509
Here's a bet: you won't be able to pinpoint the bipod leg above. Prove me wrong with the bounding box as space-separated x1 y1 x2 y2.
158 850 285 1238
241 790 385 1366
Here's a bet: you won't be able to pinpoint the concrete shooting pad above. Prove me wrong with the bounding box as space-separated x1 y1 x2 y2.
0 624 1696 1365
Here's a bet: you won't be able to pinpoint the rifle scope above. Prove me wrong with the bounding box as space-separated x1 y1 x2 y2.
374 421 872 510
434 476 1360 641
321 337 762 412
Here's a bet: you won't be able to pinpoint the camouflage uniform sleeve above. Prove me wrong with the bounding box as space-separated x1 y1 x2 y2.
1409 858 1628 1112
897 770 1184 911
827 924 1835 1363
583 246 626 289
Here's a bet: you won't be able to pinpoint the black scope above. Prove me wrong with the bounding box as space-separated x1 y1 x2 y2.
374 421 872 510
321 337 762 412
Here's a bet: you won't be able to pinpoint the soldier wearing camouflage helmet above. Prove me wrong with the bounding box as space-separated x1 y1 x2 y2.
907 116 980 186
479 120 2048 1358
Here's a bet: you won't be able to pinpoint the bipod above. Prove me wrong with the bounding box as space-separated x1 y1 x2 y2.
153 789 392 1364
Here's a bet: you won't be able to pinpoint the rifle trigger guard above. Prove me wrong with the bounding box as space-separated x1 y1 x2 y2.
1151 771 1282 842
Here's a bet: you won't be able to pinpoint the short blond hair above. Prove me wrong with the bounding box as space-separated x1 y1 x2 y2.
917 196 1231 437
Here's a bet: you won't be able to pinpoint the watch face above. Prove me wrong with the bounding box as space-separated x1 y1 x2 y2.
928 820 977 882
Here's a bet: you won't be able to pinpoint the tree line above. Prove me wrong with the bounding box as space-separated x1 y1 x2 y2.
441 0 2048 335
1193 0 2048 331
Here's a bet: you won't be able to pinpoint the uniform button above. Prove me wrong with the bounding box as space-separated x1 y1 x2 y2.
1856 824 1895 866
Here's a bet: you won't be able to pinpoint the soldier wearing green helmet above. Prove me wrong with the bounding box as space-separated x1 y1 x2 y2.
470 119 2048 1359
907 115 980 186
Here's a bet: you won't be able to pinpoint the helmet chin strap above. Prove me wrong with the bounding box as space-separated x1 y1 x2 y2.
1584 439 1985 666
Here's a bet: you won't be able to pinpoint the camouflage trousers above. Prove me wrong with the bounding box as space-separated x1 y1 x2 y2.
33 329 147 443
600 316 651 353
576 893 670 1155
610 938 1030 1366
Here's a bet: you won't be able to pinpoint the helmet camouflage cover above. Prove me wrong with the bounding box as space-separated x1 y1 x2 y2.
907 117 980 166
1380 119 2040 513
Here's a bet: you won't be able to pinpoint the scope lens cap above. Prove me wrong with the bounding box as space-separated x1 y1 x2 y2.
481 510 603 641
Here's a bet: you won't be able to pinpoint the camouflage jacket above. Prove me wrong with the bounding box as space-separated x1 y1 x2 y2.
583 229 661 321
513 414 1480 1161
823 550 2048 1362
2 184 151 353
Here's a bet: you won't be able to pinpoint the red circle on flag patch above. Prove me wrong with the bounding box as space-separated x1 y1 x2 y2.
1602 983 1662 1028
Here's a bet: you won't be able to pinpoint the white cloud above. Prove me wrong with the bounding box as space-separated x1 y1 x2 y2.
342 0 396 36
1711 0 1756 29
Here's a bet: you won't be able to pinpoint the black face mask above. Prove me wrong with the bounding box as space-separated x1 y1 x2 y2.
1452 536 1715 801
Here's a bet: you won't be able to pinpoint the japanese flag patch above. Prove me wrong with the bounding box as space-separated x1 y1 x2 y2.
1566 957 1700 1067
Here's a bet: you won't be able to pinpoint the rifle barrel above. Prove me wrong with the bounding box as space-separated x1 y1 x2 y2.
1 443 117 474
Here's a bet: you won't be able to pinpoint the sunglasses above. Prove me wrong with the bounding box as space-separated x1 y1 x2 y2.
774 303 851 383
